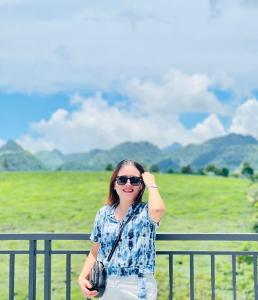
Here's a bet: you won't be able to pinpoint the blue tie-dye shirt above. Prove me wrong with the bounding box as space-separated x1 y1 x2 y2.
90 201 160 277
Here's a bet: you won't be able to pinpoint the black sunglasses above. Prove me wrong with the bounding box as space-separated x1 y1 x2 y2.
116 176 142 186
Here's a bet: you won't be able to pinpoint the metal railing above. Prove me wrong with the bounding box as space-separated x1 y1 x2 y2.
1 233 258 300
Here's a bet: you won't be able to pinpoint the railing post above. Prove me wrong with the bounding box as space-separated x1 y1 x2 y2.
44 240 52 300
66 254 71 300
190 254 194 300
254 254 258 300
9 254 15 300
232 254 236 300
28 240 37 300
169 253 173 300
211 254 215 300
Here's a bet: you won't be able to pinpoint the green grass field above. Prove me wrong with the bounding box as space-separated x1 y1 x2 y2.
0 172 257 299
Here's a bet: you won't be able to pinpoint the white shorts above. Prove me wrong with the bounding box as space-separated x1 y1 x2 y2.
100 273 157 300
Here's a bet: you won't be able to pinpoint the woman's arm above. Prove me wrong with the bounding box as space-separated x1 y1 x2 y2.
78 242 100 298
79 242 100 279
142 172 165 224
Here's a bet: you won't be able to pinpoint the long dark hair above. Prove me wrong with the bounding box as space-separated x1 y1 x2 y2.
105 160 145 206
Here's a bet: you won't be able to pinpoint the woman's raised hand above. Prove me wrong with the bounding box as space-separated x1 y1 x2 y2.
141 172 156 187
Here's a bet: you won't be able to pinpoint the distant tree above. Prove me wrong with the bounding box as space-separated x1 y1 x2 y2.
150 165 160 173
167 168 174 174
253 221 258 233
105 163 113 171
3 158 9 171
181 164 193 174
220 167 229 177
241 162 254 177
205 164 219 174
197 168 205 175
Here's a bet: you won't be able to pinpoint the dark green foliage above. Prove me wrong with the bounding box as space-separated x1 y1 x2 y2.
237 242 255 265
167 168 174 174
197 168 205 175
205 164 219 174
105 163 113 171
150 164 160 173
252 221 258 233
181 164 193 174
241 162 254 177
221 167 229 177
3 158 9 170
205 164 229 177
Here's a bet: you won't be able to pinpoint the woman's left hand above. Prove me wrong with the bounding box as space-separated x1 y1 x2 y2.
141 172 156 187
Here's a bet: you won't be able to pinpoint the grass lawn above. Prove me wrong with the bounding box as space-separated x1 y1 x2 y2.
0 172 257 299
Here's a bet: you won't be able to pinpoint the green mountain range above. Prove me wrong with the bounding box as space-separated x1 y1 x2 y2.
159 133 258 172
0 133 258 172
0 140 45 171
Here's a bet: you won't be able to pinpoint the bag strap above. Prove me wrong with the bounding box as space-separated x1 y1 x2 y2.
107 205 139 262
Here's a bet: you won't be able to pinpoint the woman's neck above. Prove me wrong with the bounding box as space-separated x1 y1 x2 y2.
117 201 133 214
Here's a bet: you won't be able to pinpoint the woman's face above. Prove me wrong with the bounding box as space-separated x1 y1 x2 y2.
114 164 143 204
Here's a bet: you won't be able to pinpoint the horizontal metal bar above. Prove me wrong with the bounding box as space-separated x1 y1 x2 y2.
1 250 258 256
156 233 258 241
157 250 258 255
1 233 258 241
0 250 90 255
0 233 91 240
0 251 30 254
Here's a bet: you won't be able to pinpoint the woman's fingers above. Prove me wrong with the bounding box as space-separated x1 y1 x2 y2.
85 278 93 289
79 277 98 297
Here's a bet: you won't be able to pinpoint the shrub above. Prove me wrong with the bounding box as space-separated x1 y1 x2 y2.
150 165 160 173
105 163 113 171
181 164 193 174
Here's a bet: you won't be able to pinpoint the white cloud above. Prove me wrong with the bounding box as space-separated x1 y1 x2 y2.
0 0 258 94
18 94 184 153
229 98 258 139
16 135 55 153
191 113 226 143
0 138 5 147
17 85 228 153
127 69 226 115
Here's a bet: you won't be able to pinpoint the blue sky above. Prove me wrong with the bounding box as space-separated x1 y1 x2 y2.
0 93 70 139
1 0 258 153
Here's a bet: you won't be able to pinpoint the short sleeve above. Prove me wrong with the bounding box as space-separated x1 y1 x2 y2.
90 210 102 243
143 203 161 228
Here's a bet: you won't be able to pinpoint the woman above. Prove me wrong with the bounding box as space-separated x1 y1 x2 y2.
78 159 165 299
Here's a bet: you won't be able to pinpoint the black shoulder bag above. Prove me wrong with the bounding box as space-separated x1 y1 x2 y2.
88 210 136 298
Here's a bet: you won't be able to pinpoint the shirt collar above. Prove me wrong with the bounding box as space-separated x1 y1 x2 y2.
107 201 140 220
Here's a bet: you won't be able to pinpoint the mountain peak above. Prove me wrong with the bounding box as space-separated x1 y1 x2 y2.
0 140 24 152
162 142 182 153
204 133 258 147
